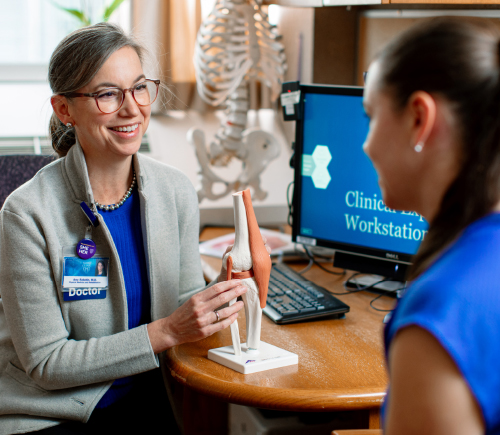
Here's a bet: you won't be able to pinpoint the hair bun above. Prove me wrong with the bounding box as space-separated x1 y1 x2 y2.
49 113 76 157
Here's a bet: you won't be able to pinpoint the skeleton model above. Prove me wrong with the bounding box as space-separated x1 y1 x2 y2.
222 189 272 354
188 0 287 201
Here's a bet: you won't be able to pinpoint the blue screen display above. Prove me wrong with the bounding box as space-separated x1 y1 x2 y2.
298 92 428 256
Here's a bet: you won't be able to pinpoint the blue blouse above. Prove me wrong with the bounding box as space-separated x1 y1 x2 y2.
95 187 151 408
384 213 500 434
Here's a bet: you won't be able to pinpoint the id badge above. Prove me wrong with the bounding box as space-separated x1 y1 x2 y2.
61 246 110 301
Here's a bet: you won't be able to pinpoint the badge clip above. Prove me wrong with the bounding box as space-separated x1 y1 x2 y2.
80 202 99 228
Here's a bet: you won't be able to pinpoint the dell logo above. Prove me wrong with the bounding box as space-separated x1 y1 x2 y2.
386 253 399 260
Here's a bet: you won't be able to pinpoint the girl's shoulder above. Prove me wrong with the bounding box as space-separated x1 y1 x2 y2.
386 213 500 433
411 212 500 301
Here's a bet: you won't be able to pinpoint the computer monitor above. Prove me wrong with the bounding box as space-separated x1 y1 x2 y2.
291 84 428 281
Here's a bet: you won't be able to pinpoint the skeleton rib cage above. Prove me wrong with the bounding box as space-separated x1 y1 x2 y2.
195 1 287 104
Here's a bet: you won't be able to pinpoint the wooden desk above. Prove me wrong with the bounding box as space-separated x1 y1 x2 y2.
163 229 395 434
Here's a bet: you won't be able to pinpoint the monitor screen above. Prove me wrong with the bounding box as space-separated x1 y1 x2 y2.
292 84 428 271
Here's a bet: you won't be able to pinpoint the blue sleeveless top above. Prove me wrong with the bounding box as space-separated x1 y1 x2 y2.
95 188 151 408
384 213 500 434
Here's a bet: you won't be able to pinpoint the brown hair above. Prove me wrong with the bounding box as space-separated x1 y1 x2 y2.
376 17 500 280
48 22 144 157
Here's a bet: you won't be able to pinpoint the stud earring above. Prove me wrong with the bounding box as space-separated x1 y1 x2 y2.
414 142 424 153
66 122 73 128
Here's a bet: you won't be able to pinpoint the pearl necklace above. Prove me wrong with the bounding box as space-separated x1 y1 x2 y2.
95 171 136 211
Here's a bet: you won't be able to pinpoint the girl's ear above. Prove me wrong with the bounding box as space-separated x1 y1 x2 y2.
407 91 437 149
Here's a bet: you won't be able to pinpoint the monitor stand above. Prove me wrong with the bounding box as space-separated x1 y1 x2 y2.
346 275 406 298
334 252 408 298
333 251 408 281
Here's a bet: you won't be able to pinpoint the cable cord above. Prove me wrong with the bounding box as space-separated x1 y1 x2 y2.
302 244 346 276
342 272 406 311
369 282 406 312
297 258 314 274
369 293 394 312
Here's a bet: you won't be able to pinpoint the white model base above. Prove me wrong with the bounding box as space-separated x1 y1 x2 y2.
208 341 298 374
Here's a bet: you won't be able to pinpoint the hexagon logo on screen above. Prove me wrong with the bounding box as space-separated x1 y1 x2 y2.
302 145 332 189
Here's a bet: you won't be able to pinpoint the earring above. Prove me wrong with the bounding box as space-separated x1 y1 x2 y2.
414 142 424 153
66 122 73 128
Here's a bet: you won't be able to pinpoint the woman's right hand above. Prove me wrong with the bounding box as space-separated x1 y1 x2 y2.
147 279 247 354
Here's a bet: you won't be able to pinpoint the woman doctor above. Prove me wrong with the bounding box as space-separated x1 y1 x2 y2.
0 23 247 434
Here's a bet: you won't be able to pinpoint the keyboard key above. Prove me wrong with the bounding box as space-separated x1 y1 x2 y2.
299 307 317 313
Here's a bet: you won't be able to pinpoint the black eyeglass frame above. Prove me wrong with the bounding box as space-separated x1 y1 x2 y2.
63 79 161 114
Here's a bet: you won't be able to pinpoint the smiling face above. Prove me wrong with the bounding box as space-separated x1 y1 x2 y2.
362 61 420 212
97 262 104 273
67 46 150 162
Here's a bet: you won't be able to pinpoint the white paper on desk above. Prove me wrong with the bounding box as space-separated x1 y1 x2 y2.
199 228 297 258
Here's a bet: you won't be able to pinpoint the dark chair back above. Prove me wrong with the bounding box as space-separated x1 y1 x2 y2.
0 154 56 209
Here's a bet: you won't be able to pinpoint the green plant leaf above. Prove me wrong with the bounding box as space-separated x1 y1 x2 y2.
48 1 91 26
63 9 91 26
103 0 126 21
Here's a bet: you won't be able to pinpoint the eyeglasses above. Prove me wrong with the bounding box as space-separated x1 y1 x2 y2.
63 79 160 114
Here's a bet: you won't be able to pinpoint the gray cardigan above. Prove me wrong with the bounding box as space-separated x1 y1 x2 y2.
0 142 206 434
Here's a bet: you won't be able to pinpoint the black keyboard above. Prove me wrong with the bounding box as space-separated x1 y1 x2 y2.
263 263 350 324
